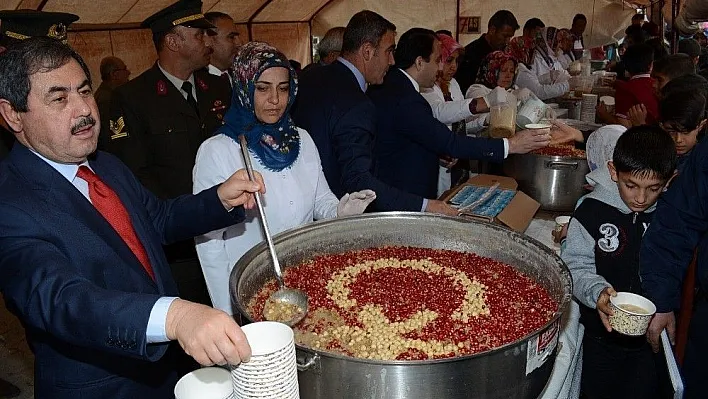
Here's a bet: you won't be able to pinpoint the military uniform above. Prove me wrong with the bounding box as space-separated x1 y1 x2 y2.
101 65 230 198
0 10 79 162
98 0 230 313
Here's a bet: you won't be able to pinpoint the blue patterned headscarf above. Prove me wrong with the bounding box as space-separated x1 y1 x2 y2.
218 41 300 171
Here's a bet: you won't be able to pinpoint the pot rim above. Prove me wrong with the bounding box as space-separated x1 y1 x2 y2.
233 212 572 365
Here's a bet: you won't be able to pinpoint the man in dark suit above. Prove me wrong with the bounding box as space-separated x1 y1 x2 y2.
368 28 550 199
455 10 519 94
293 10 458 215
0 37 261 399
0 10 79 162
101 0 231 306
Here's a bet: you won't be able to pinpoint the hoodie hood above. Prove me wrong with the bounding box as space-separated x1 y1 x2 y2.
584 162 657 214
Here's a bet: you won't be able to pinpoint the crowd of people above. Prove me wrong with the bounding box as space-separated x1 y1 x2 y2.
3 1 708 398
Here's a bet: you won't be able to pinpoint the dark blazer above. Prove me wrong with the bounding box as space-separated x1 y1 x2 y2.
0 145 244 399
100 64 231 199
368 68 505 200
0 123 14 161
455 34 494 94
291 60 424 211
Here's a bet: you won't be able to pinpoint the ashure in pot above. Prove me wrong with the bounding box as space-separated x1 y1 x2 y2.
231 213 572 399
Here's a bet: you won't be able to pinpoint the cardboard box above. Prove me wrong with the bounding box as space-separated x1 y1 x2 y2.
440 174 540 233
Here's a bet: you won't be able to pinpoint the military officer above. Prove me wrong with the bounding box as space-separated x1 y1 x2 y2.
101 0 231 306
0 10 79 161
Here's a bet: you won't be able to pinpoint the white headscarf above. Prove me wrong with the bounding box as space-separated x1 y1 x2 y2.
585 125 627 172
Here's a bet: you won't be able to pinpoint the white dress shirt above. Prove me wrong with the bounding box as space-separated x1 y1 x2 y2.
31 150 176 343
193 128 339 314
516 63 569 101
420 78 485 134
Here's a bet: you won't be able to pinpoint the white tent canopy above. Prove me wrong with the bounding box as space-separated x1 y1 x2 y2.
0 0 639 84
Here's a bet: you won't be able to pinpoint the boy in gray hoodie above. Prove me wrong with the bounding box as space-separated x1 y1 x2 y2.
561 125 677 399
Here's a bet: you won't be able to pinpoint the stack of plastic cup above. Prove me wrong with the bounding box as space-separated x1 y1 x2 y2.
231 321 299 399
175 367 234 399
580 93 598 123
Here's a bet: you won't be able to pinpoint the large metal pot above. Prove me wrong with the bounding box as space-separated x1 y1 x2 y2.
231 213 572 399
503 153 590 212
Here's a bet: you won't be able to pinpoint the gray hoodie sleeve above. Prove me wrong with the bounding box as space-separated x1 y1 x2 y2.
561 218 612 309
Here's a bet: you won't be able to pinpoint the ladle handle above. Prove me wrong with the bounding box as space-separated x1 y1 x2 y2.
239 135 284 287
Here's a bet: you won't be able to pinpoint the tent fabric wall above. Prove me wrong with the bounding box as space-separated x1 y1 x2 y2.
314 0 635 49
3 0 637 82
68 29 156 90
251 22 311 64
313 0 457 39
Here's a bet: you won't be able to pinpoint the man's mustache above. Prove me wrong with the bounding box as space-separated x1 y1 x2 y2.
71 116 96 135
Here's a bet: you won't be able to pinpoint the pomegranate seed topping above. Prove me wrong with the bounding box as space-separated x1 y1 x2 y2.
247 246 557 360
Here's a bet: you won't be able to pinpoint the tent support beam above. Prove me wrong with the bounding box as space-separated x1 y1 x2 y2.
309 20 313 64
455 0 461 41
248 0 276 41
309 0 340 23
36 0 49 11
70 23 143 32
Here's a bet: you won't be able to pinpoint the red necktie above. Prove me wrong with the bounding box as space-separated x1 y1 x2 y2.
77 166 155 281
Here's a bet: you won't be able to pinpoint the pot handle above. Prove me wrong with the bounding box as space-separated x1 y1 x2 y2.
545 160 580 170
297 352 321 373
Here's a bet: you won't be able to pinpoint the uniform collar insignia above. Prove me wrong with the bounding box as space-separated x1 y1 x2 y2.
157 80 167 96
197 78 208 91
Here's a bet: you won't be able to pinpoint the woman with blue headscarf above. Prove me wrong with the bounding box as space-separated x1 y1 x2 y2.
193 42 376 314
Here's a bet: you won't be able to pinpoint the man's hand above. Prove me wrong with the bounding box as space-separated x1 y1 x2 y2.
596 286 617 332
550 121 584 145
507 129 551 154
439 156 459 169
337 190 377 216
647 311 676 353
628 104 648 126
425 199 459 216
166 299 252 366
217 169 265 211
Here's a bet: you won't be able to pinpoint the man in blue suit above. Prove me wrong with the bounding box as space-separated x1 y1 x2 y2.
293 10 463 215
367 28 550 200
0 38 263 398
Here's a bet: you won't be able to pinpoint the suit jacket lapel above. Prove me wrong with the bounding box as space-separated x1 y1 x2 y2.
89 158 168 291
9 146 159 289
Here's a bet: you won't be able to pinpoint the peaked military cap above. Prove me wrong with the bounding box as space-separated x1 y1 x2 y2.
0 10 78 44
141 0 215 34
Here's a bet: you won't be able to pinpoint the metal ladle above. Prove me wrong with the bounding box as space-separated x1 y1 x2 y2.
238 135 308 327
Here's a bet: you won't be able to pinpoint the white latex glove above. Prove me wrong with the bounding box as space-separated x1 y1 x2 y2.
482 87 509 108
538 72 552 85
511 88 532 102
550 69 570 84
337 190 376 216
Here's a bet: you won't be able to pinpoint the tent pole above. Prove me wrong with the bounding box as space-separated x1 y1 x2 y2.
248 0 276 42
309 20 313 64
36 0 49 11
309 0 340 22
455 0 460 42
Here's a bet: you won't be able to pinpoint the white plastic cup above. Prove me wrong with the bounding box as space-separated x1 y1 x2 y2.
175 367 234 399
600 96 615 115
580 94 598 123
524 123 552 138
241 321 294 356
609 292 657 336
232 322 300 399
